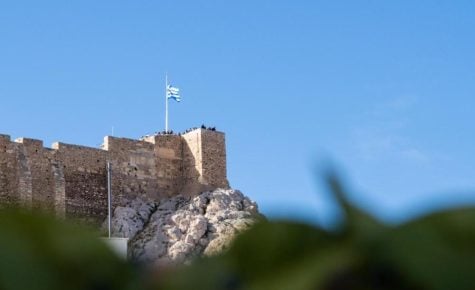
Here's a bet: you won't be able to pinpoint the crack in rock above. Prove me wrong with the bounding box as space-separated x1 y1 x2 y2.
105 188 262 265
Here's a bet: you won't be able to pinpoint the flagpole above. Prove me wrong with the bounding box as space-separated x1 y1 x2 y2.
165 73 168 132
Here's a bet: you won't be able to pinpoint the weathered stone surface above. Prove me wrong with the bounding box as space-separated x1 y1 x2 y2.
106 198 157 238
107 188 262 265
0 128 229 225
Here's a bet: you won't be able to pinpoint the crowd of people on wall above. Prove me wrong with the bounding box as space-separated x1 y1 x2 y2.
141 125 217 139
182 125 217 134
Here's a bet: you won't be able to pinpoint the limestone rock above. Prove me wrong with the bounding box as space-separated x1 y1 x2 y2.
107 188 262 265
102 197 156 238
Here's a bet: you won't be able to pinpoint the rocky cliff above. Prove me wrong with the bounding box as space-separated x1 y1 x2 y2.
106 188 262 265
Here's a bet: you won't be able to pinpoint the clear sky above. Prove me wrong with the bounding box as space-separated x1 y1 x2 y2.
1 1 474 225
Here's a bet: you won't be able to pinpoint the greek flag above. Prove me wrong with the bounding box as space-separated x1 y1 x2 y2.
167 84 181 102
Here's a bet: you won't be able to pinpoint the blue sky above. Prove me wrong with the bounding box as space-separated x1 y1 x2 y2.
1 1 474 225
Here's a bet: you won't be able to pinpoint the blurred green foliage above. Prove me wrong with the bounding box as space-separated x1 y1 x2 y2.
1 173 475 290
0 209 140 290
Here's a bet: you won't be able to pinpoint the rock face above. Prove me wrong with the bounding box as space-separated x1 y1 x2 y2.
106 188 261 265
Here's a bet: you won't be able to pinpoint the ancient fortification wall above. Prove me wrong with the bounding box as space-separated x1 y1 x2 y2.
0 128 229 225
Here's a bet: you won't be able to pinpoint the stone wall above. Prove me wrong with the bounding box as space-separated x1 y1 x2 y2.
0 134 20 206
52 142 108 224
181 129 229 194
104 136 159 205
200 129 229 189
142 134 184 196
16 138 55 211
0 128 229 224
181 130 203 194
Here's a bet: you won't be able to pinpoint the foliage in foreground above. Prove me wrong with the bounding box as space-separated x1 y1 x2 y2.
0 209 140 290
1 174 475 290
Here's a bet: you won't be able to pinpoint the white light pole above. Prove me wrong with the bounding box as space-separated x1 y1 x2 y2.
107 161 112 238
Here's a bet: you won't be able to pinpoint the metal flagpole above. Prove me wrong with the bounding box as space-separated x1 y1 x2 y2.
107 162 112 238
165 73 168 132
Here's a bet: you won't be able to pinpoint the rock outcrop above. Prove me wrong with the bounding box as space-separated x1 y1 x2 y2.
106 188 261 265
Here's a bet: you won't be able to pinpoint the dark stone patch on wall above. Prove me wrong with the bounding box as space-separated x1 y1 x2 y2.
64 171 107 225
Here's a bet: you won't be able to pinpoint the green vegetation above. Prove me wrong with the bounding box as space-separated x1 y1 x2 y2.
1 173 475 290
0 209 140 290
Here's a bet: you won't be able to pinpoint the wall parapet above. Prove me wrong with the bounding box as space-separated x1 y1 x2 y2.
0 134 11 141
15 138 44 148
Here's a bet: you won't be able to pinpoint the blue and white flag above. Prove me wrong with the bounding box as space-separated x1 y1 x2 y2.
167 84 181 102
